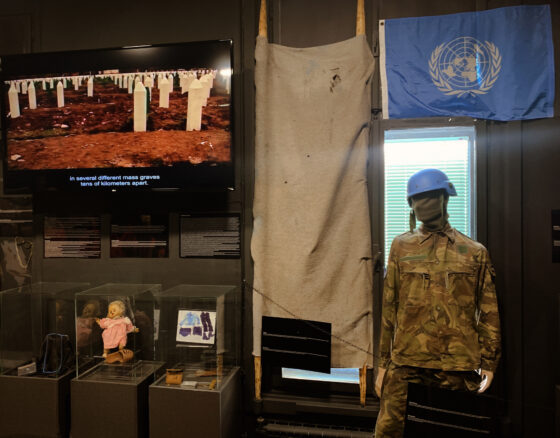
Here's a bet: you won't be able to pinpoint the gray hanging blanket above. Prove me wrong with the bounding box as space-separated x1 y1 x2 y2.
251 34 375 368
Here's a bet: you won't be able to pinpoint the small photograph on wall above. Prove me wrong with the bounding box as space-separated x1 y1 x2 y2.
176 309 216 345
110 213 168 258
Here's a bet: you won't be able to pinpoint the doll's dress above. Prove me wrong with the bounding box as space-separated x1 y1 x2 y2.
98 316 134 349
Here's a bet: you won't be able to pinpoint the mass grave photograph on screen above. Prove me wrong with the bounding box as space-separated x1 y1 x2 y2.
1 40 233 191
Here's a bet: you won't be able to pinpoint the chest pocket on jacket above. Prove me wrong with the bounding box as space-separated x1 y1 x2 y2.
400 271 430 307
445 266 477 310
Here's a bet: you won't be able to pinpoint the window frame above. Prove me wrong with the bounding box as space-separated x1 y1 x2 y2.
383 125 478 265
370 117 488 371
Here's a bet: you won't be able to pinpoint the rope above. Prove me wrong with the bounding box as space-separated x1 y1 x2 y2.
246 280 374 358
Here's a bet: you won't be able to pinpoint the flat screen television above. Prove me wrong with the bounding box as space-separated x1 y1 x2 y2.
1 39 233 192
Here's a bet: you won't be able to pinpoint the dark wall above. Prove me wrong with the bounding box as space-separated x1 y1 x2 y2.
1 1 559 437
270 2 560 437
0 0 252 291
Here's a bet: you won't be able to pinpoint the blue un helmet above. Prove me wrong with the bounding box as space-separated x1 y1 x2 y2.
407 169 457 205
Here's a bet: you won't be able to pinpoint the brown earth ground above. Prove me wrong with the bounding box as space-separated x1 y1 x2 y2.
6 78 231 170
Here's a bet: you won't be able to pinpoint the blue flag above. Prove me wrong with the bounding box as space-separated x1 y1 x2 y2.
380 5 554 121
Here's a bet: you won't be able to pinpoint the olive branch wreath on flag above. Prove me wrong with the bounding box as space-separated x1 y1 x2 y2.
429 41 502 97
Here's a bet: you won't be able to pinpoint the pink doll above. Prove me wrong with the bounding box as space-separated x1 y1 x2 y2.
96 300 139 357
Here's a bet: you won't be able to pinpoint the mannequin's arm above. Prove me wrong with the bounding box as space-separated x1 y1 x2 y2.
375 367 386 397
478 369 494 393
377 244 399 398
476 251 501 384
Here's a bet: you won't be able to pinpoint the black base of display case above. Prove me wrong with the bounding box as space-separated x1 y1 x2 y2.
0 368 74 438
71 361 165 438
149 367 241 438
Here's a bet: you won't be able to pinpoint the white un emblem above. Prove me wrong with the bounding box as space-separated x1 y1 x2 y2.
429 36 502 97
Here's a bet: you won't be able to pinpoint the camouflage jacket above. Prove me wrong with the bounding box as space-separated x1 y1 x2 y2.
379 224 501 372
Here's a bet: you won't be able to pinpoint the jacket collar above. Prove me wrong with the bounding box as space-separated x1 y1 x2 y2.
418 222 455 245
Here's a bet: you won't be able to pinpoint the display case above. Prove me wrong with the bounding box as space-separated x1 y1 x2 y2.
74 283 159 377
0 282 90 438
71 283 165 438
149 284 241 438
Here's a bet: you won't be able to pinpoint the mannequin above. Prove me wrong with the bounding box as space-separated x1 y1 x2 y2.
374 169 501 438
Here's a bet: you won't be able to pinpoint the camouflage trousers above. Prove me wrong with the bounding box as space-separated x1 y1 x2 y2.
374 362 481 438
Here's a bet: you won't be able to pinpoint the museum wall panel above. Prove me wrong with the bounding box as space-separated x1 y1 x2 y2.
0 0 559 436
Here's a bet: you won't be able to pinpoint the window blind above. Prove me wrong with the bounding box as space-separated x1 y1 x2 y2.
384 128 475 265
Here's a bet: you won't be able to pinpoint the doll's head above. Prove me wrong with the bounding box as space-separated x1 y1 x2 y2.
81 300 100 318
107 300 126 319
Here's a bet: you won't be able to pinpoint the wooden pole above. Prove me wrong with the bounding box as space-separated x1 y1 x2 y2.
258 0 267 38
254 356 262 400
356 0 365 36
217 353 223 379
359 364 367 406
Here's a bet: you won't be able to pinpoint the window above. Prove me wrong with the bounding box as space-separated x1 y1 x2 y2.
384 126 476 265
281 367 359 384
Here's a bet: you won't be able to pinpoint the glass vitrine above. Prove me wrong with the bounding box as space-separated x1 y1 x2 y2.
153 284 239 390
0 282 89 377
74 283 161 381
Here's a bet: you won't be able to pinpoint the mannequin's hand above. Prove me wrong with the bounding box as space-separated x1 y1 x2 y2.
478 370 494 393
375 367 387 398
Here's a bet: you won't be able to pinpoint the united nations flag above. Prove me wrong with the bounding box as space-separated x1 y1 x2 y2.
379 5 554 121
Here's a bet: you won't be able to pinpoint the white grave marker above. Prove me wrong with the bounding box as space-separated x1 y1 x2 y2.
205 73 214 89
168 73 174 93
145 75 153 89
180 74 187 94
28 81 37 109
22 81 28 94
159 77 170 108
8 82 20 118
186 74 195 91
87 77 94 97
186 79 204 131
57 81 64 107
134 82 147 132
200 76 211 106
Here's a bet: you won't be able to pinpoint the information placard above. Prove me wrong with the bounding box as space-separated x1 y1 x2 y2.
110 213 168 258
44 216 101 258
180 214 240 258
